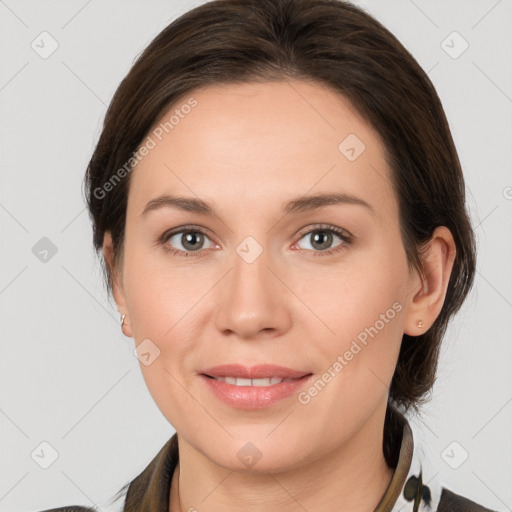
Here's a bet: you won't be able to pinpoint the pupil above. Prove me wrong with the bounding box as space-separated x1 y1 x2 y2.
183 232 202 250
313 231 332 250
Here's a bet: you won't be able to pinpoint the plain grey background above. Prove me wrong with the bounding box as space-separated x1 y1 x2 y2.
1 0 511 510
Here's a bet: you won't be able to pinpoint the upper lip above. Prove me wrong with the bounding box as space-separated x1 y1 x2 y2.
201 364 311 379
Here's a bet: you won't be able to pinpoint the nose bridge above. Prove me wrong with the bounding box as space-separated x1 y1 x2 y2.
229 235 274 308
214 233 290 337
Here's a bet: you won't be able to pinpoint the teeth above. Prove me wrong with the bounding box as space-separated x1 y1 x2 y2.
213 376 292 386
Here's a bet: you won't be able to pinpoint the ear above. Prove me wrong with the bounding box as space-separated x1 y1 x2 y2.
103 231 132 338
404 226 457 336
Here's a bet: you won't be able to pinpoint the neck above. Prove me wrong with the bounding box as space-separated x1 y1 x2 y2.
169 407 395 512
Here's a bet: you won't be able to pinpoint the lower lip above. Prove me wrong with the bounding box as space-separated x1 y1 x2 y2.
200 374 313 409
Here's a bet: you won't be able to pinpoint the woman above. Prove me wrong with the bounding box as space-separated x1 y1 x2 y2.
38 0 497 510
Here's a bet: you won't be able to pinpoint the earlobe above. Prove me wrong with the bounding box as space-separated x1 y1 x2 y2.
120 313 132 338
404 226 456 336
102 231 132 338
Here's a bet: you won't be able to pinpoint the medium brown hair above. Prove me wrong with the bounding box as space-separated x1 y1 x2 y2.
84 0 476 418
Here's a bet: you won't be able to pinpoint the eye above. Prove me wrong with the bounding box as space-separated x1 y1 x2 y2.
294 224 353 256
159 223 353 258
160 227 216 257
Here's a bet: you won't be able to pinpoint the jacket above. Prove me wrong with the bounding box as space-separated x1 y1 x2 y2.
38 407 498 512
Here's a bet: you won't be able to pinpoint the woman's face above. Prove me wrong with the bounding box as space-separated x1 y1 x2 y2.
109 79 422 471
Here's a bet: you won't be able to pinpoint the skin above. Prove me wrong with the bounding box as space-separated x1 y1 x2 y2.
103 79 456 512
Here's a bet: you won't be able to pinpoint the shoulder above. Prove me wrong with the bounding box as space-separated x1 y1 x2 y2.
35 494 125 512
35 497 125 512
36 508 97 512
438 487 499 512
34 482 127 512
36 503 123 512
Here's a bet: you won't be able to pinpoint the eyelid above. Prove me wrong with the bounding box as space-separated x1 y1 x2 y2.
159 224 216 243
159 223 354 256
291 224 353 255
295 223 353 242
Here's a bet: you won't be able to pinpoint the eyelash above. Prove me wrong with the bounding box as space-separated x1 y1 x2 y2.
159 224 353 258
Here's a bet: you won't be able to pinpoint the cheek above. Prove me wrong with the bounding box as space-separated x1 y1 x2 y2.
302 249 406 334
122 242 200 338
306 245 407 381
294 255 406 430
122 245 210 401
122 251 204 427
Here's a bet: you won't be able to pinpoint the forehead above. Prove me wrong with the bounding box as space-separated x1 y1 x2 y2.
128 79 395 220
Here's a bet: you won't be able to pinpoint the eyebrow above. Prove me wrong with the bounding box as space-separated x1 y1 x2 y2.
139 192 375 218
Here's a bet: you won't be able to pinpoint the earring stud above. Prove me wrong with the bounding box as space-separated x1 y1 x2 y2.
120 314 126 327
417 319 423 328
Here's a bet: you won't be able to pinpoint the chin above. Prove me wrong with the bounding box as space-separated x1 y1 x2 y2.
201 435 309 475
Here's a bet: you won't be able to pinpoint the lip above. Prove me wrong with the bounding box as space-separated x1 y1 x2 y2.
200 364 310 379
199 364 313 410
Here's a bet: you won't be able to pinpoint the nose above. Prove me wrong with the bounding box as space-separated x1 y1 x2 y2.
214 243 292 340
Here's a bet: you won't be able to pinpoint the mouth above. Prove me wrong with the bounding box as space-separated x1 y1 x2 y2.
200 363 311 382
198 364 313 409
201 375 307 386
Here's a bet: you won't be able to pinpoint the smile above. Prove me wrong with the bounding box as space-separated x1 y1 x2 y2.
200 373 313 409
205 375 298 386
